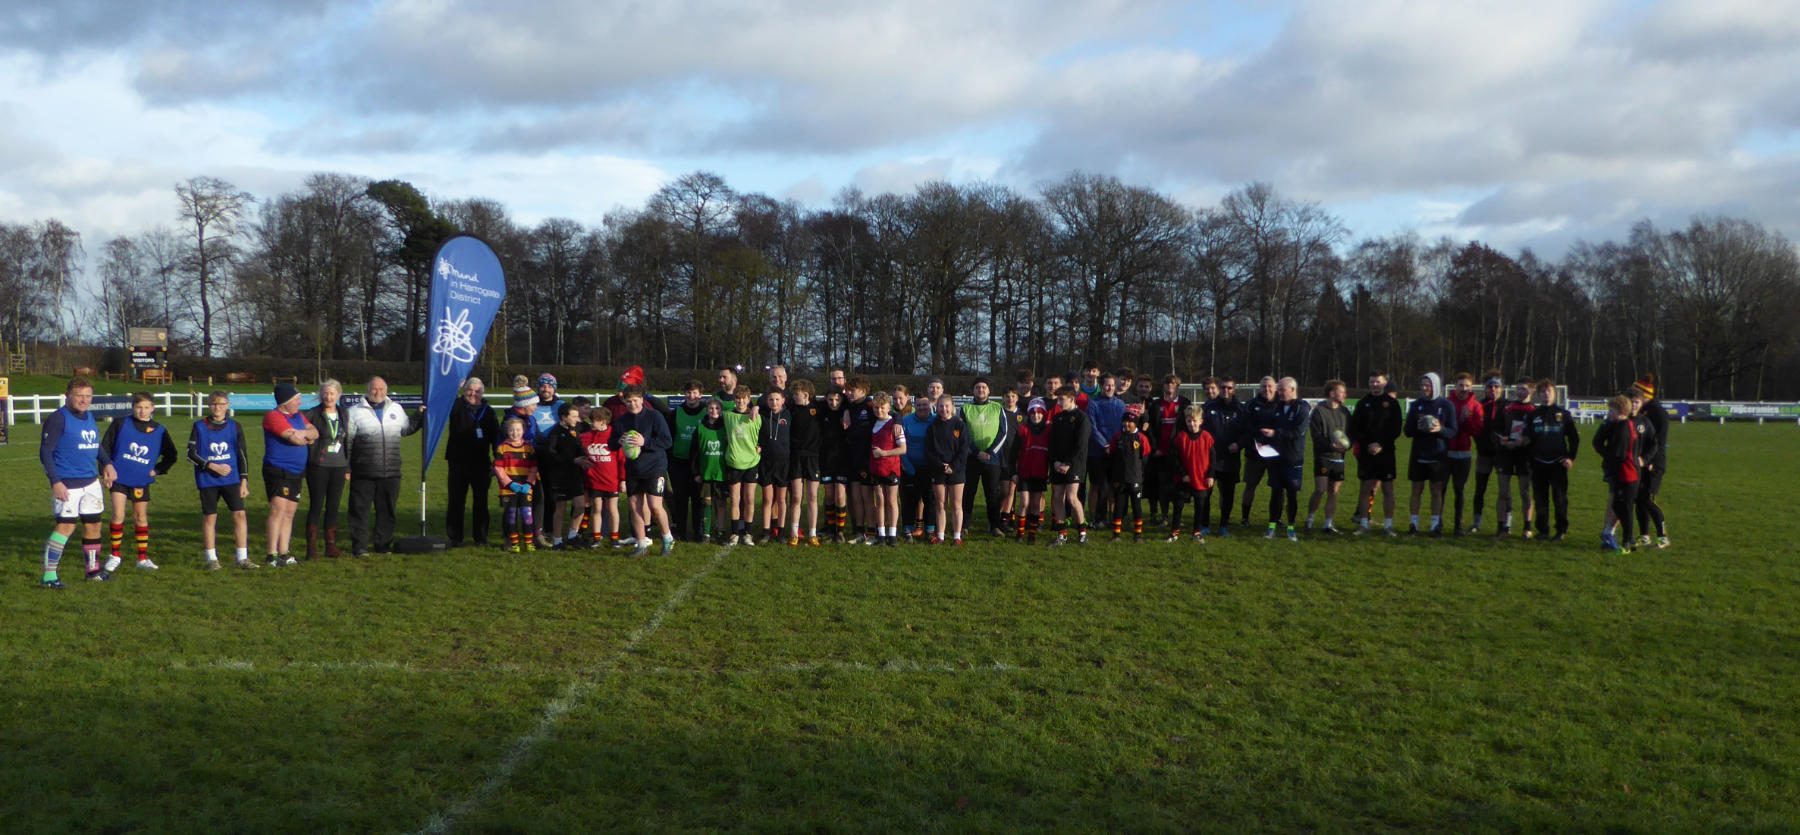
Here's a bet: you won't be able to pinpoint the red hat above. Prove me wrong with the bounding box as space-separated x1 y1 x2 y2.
618 365 645 389
1123 403 1145 421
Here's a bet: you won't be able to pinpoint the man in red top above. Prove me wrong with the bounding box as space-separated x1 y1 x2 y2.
1444 372 1485 536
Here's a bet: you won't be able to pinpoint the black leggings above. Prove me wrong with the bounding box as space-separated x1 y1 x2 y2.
1213 471 1240 525
1610 481 1639 544
1268 485 1298 527
1448 457 1472 528
1168 488 1211 532
1634 467 1666 538
305 465 348 528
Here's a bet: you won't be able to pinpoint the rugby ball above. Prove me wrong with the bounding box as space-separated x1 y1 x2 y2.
624 430 643 460
1418 415 1440 434
1331 429 1350 450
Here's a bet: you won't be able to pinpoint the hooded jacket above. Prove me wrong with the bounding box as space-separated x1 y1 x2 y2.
1404 373 1458 462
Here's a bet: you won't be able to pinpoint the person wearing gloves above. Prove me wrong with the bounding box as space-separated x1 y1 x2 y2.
959 377 1013 537
444 376 499 549
1404 372 1459 536
611 385 676 556
493 416 539 553
342 376 425 556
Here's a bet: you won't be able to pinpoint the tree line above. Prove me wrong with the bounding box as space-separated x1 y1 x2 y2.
3 170 1798 400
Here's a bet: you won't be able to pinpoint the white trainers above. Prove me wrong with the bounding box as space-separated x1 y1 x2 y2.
236 558 260 570
282 555 298 566
104 556 123 573
136 558 160 570
203 558 221 571
727 534 742 546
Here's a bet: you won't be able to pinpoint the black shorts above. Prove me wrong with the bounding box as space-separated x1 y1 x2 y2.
929 469 967 486
1356 448 1398 482
1242 454 1269 485
790 452 820 482
109 483 152 503
627 474 669 497
820 448 850 483
1495 452 1531 477
1314 458 1346 483
1272 465 1304 491
1475 453 1497 476
758 457 791 486
870 473 901 487
586 488 619 501
1018 476 1047 493
1408 459 1450 483
263 464 305 501
725 466 759 485
198 484 246 515
1112 481 1142 497
1049 468 1084 486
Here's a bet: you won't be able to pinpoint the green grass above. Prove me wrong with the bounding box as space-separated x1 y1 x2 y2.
2 419 1796 832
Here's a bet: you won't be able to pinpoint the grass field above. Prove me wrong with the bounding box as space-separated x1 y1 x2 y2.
3 416 1796 832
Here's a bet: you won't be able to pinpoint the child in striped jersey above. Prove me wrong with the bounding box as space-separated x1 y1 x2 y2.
493 417 539 553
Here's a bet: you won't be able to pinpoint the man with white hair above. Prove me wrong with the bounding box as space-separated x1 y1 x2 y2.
343 376 425 556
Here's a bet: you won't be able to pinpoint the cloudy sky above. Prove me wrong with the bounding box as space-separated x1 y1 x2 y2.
3 0 1798 261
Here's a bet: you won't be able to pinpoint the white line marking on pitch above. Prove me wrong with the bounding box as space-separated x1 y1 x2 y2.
412 544 733 835
168 659 1026 677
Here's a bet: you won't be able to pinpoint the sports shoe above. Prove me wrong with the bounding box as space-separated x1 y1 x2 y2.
1408 524 1420 537
886 537 898 547
1495 526 1511 538
787 535 800 547
204 558 221 571
1466 524 1481 534
742 534 757 547
1549 532 1566 542
86 569 112 582
236 558 260 570
1322 525 1341 535
1264 525 1277 539
1216 526 1231 538
1656 536 1670 549
1429 527 1443 539
1382 527 1398 537
630 541 650 557
1523 529 1536 541
808 536 822 547
1601 533 1620 552
1049 533 1067 547
265 555 282 568
137 558 160 570
1287 526 1299 542
1165 532 1182 543
660 538 674 556
1077 531 1087 544
281 553 297 566
1133 533 1142 544
988 527 1006 538
104 556 123 573
1635 535 1653 548
1191 532 1206 544
40 577 65 589
727 534 741 546
1111 533 1122 543
951 538 963 547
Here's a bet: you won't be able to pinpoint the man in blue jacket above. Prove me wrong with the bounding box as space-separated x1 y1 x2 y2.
1404 372 1459 536
1264 377 1312 541
1084 373 1125 527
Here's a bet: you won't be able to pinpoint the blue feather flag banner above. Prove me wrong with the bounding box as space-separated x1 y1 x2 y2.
421 235 505 478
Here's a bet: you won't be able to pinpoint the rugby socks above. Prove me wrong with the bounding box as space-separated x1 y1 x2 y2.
1134 517 1144 537
1430 514 1441 532
109 523 125 559
1410 514 1420 529
136 525 151 562
83 538 102 573
1026 515 1040 541
43 531 69 581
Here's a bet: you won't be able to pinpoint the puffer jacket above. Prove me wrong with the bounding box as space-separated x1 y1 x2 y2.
344 397 425 479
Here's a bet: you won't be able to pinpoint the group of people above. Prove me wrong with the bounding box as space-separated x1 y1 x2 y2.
35 361 1673 586
434 363 1671 557
36 376 422 586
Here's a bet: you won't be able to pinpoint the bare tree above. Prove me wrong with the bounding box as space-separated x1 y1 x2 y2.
175 176 252 356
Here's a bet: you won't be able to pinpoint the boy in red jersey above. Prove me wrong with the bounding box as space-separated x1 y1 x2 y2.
1166 405 1216 543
